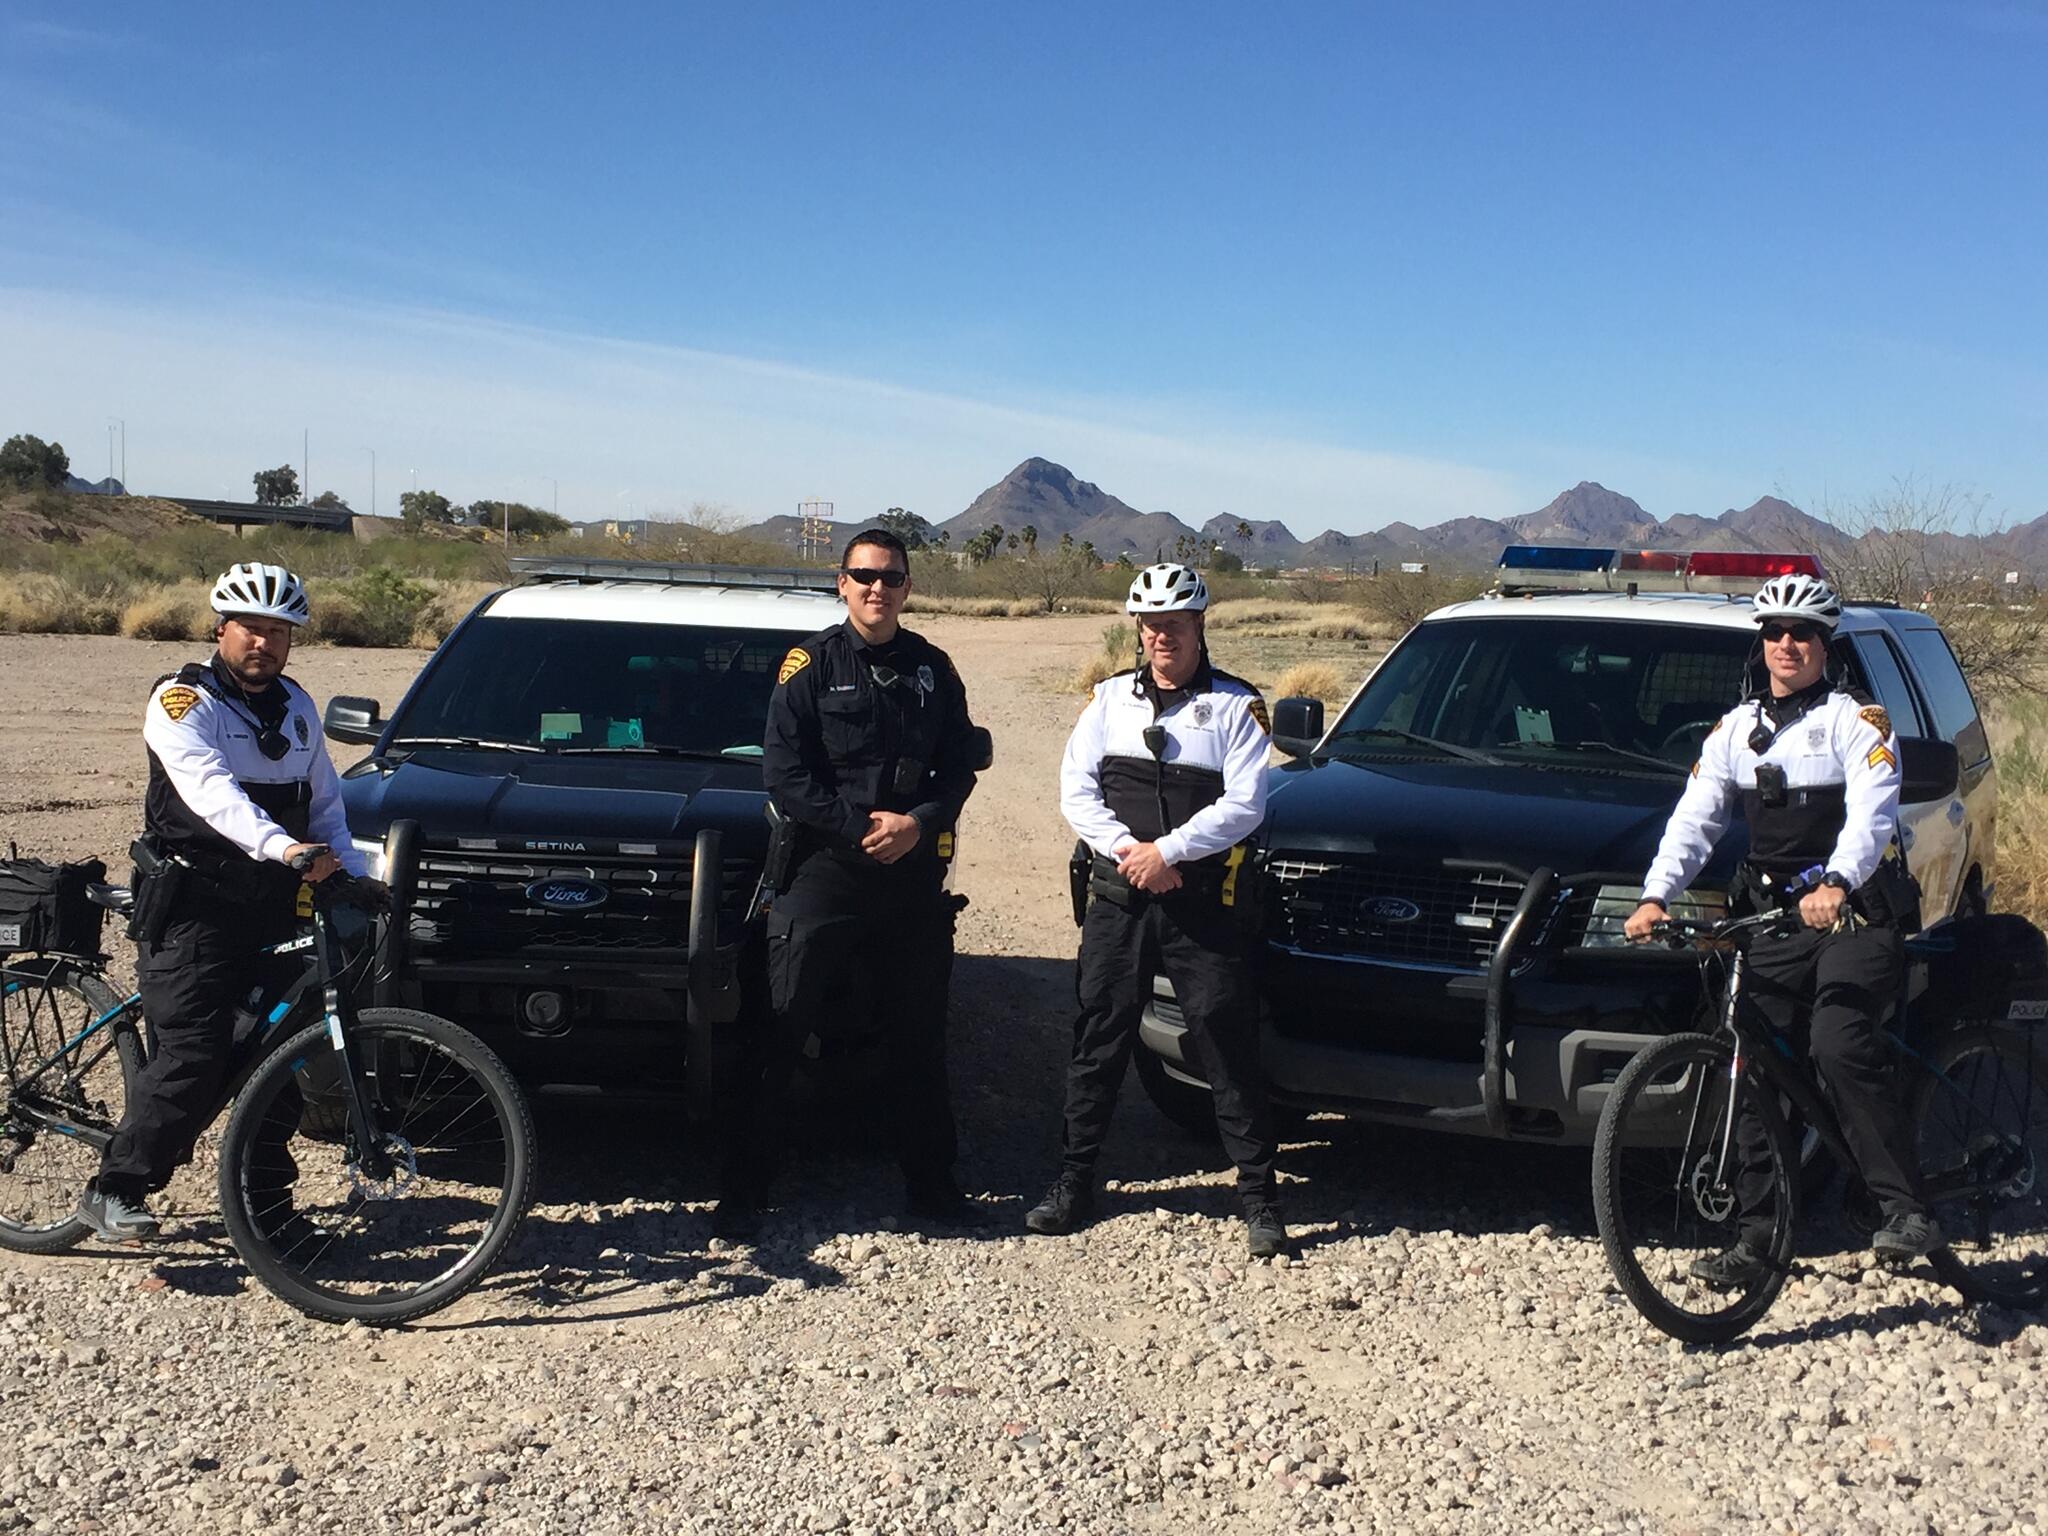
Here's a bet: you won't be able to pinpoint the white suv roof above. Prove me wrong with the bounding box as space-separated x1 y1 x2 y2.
484 580 846 632
1427 588 1892 635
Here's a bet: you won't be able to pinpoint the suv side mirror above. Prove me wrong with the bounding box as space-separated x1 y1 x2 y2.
1898 736 1958 804
324 696 385 746
1271 696 1325 759
967 725 994 772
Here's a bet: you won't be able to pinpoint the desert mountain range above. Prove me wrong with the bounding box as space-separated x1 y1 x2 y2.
744 458 2048 577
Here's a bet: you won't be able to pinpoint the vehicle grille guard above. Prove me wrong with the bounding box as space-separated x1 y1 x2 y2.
1478 866 1671 1136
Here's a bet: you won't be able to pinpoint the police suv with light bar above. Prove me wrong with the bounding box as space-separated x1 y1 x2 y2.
1133 546 2000 1143
322 558 849 1105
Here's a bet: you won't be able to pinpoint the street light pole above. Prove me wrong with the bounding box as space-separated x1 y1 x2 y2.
108 418 125 491
365 447 377 517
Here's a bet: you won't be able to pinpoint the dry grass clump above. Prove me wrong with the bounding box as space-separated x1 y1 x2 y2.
1070 620 1135 692
1988 699 2048 929
0 573 121 634
1271 662 1354 706
1206 599 1323 630
1204 599 1389 643
119 583 213 641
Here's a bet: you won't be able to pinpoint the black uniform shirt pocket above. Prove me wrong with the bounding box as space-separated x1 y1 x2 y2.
817 693 875 760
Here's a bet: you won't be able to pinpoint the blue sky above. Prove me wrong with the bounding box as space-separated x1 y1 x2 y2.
3 2 2044 533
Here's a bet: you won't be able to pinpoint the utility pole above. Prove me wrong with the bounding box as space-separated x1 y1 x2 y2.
502 499 510 549
302 428 309 504
366 447 377 516
108 418 125 491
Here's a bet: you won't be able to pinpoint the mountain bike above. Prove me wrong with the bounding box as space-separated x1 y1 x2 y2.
0 849 536 1325
1592 910 2047 1344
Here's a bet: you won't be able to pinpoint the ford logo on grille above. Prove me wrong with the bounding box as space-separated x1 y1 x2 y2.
1361 896 1422 924
527 877 609 912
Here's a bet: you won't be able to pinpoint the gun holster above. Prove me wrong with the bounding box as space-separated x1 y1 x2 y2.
125 836 186 946
1068 841 1091 926
758 802 798 914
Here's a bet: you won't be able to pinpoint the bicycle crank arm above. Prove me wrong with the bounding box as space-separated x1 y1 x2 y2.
6 1097 116 1152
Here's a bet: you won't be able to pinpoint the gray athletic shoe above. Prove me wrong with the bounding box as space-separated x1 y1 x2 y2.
1872 1210 1942 1269
77 1185 161 1241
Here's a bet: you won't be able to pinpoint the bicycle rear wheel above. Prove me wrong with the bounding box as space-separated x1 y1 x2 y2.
217 1007 535 1325
1913 1026 2048 1310
0 959 141 1254
1593 1031 1799 1343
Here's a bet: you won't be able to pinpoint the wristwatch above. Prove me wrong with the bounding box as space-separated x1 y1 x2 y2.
1819 872 1852 894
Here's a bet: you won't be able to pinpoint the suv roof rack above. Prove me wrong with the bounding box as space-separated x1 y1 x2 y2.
508 556 838 592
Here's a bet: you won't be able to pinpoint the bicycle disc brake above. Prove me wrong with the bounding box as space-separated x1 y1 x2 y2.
1689 1153 1737 1224
346 1134 419 1201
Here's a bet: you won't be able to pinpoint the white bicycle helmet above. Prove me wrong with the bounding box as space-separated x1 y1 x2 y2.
1125 563 1208 614
1751 572 1842 632
210 562 311 626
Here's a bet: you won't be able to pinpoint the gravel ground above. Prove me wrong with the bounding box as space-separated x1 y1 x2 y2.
3 626 2046 1535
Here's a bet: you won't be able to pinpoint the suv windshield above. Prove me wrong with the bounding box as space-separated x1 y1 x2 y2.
1326 617 1757 772
389 615 805 757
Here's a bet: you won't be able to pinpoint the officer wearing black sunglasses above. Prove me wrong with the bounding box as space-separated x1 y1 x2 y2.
717 528 986 1236
1623 571 1934 1290
76 563 368 1242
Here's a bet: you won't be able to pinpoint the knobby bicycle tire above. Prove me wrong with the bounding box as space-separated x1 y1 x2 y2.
217 1007 535 1325
1911 1025 2048 1311
0 958 143 1255
1593 1031 1799 1344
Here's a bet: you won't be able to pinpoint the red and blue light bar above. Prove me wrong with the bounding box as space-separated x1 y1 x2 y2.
1496 546 1828 593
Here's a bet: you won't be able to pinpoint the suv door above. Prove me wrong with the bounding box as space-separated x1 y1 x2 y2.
1889 619 1996 920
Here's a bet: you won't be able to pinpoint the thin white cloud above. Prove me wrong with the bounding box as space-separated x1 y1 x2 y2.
0 286 1533 532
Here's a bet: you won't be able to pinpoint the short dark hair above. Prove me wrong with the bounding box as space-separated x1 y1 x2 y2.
841 528 910 573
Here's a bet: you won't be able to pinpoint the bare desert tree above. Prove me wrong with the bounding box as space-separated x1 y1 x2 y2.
1825 477 2041 697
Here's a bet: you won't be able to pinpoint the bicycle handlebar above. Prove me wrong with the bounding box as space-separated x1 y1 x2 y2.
284 846 388 913
1644 910 1805 950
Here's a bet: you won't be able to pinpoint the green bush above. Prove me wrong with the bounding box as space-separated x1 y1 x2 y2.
311 568 442 647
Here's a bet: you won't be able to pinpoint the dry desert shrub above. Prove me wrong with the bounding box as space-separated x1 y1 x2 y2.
1070 619 1135 692
119 584 213 641
1271 661 1354 705
1988 699 2048 928
1205 599 1322 630
0 573 121 634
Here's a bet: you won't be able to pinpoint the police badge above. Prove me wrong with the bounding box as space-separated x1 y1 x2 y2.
1193 701 1213 726
917 664 935 696
295 714 309 746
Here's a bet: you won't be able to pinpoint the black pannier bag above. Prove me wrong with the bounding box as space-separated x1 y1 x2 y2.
0 857 108 957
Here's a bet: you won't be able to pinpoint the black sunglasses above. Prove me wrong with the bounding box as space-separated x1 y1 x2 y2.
1760 622 1821 644
841 566 907 589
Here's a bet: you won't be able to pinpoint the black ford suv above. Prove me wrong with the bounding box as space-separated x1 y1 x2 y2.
1136 548 2000 1143
324 558 846 1106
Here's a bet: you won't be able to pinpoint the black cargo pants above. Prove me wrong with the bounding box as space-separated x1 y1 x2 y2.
97 889 299 1201
1062 888 1275 1202
724 849 958 1200
1733 919 1923 1241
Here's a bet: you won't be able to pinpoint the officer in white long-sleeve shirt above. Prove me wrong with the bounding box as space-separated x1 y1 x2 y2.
1025 564 1288 1258
1623 572 1936 1287
78 563 367 1241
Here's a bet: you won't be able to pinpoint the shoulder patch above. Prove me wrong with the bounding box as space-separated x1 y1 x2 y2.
1858 704 1893 742
158 685 201 722
1248 697 1271 733
1707 716 1725 736
776 648 811 685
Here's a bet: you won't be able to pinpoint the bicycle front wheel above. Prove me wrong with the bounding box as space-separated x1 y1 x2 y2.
1593 1031 1799 1344
217 1008 535 1325
0 959 141 1254
1913 1026 2048 1310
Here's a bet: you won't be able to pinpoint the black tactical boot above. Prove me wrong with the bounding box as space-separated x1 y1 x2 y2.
1024 1171 1096 1236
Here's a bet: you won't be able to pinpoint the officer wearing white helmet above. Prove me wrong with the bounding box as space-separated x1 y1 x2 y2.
1028 563 1289 1258
77 563 368 1241
1623 571 1935 1286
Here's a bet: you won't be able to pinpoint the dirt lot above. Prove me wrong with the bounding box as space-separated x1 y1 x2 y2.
2 622 2045 1536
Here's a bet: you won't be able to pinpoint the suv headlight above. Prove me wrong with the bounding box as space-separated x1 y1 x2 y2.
350 836 388 881
1577 883 1727 948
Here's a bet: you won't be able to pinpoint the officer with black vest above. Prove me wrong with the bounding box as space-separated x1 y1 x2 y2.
1624 572 1936 1287
1027 563 1288 1258
715 528 985 1237
76 563 367 1240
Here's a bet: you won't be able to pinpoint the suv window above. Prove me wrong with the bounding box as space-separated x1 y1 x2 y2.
1896 625 1988 761
1845 631 1928 737
1328 618 1754 768
392 615 803 757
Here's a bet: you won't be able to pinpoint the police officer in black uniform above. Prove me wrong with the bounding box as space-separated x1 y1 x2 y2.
77 563 368 1240
715 528 984 1236
1026 563 1288 1258
1625 572 1937 1287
